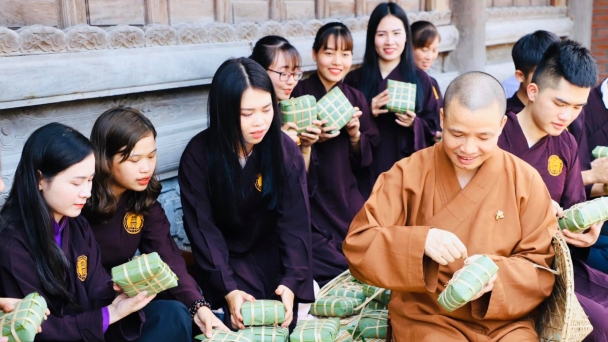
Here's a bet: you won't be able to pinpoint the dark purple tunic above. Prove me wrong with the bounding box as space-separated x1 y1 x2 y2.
87 194 204 308
0 216 143 342
178 131 315 308
429 76 443 107
291 73 380 251
344 67 440 185
584 84 608 151
498 111 586 209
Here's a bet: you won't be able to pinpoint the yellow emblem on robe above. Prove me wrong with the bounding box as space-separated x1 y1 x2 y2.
77 255 87 281
255 173 263 192
432 86 440 100
123 212 144 234
547 155 564 176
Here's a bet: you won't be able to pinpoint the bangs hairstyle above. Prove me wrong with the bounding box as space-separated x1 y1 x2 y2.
207 58 285 229
84 107 161 224
411 21 440 48
0 123 93 310
250 35 302 70
312 22 354 52
358 2 423 110
532 39 598 91
512 30 560 76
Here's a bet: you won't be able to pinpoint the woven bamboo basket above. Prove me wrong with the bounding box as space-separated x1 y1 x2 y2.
536 234 593 341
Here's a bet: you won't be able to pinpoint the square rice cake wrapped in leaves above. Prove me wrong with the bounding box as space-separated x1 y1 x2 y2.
280 96 317 135
310 296 362 317
592 146 608 159
386 79 417 114
438 255 499 312
1 292 47 342
246 326 288 342
327 284 366 301
559 197 608 233
365 301 387 311
241 300 285 327
361 284 391 305
195 330 255 341
111 252 178 297
355 310 388 339
290 318 340 342
316 87 356 134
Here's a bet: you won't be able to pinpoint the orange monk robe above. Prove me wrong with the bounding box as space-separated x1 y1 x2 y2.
344 143 557 341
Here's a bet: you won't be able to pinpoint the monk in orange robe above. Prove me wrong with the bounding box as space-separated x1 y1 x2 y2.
344 71 556 341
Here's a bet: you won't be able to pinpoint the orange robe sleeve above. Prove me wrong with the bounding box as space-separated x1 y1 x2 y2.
344 160 439 293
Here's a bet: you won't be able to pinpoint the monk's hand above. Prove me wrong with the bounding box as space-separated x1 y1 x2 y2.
370 89 389 117
551 200 564 218
107 291 156 325
395 111 416 128
560 222 603 247
590 156 608 184
300 120 323 148
281 122 300 145
194 306 229 338
318 123 340 143
225 290 255 330
275 285 295 328
471 273 497 301
424 228 468 265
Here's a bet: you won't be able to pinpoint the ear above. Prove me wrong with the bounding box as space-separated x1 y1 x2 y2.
499 115 507 129
439 108 444 130
37 170 44 191
514 70 526 84
526 83 539 103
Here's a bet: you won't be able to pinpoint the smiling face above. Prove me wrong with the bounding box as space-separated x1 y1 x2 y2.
240 87 274 154
111 134 157 195
527 78 590 136
413 36 439 71
39 153 95 222
441 100 506 173
374 15 406 64
267 52 300 101
313 35 353 90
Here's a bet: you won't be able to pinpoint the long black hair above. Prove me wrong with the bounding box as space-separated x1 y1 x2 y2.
207 58 286 228
249 35 301 70
358 2 423 110
0 123 93 308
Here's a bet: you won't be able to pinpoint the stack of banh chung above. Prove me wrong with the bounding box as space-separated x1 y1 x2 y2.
241 300 289 342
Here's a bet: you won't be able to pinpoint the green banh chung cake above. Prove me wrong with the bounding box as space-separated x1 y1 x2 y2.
438 255 499 312
354 309 388 339
111 252 178 297
558 197 608 233
386 79 417 114
361 284 391 306
592 146 608 159
1 292 47 342
240 300 285 327
290 318 340 342
326 284 366 301
195 330 255 341
280 95 317 135
310 296 363 318
246 326 288 342
316 87 356 134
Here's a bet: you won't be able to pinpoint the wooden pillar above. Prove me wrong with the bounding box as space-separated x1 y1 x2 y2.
355 0 366 16
144 0 170 25
269 0 285 21
58 0 87 28
568 0 593 48
426 0 449 11
316 0 328 19
449 0 486 73
215 0 233 23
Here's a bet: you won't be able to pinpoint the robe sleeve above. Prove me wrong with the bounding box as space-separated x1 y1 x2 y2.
178 142 239 301
139 202 204 308
274 140 315 302
560 136 587 209
343 160 439 293
470 171 556 321
416 71 441 145
350 91 380 168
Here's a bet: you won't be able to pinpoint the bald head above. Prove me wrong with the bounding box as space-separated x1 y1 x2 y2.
444 72 506 116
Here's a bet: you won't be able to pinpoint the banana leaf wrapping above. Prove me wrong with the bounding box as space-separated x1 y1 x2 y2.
195 330 255 341
361 284 391 305
289 318 340 342
1 292 47 342
354 310 387 339
592 146 608 159
438 255 499 312
246 326 288 342
365 301 387 311
310 296 362 317
327 284 366 301
316 87 355 134
241 300 285 327
386 80 417 114
280 96 317 135
558 197 608 233
111 252 178 297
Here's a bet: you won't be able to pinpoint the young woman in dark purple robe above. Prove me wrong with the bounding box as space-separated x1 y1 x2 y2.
291 22 380 259
250 36 347 288
344 2 440 185
178 58 314 331
83 107 227 340
0 123 154 342
411 20 443 125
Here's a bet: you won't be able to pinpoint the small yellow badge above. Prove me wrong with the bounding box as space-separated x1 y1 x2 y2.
77 255 87 281
495 210 504 221
547 155 564 176
255 173 263 192
123 212 144 235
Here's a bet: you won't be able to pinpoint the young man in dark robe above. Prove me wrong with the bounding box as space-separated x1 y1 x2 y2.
498 39 608 342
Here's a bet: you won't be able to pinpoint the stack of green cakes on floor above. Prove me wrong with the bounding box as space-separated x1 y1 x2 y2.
310 273 365 319
336 309 388 341
242 300 289 342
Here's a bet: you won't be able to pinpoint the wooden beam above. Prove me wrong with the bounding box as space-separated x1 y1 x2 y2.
550 0 567 6
144 0 170 25
59 0 87 28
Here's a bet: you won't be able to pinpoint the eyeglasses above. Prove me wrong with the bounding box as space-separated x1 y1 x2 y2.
267 69 304 81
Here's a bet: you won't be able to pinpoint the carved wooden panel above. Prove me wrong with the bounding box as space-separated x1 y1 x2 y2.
426 0 449 11
231 0 269 23
329 0 356 18
89 0 146 26
513 0 531 6
170 0 215 24
285 0 315 20
530 0 549 5
0 0 60 27
493 0 514 7
395 0 421 12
